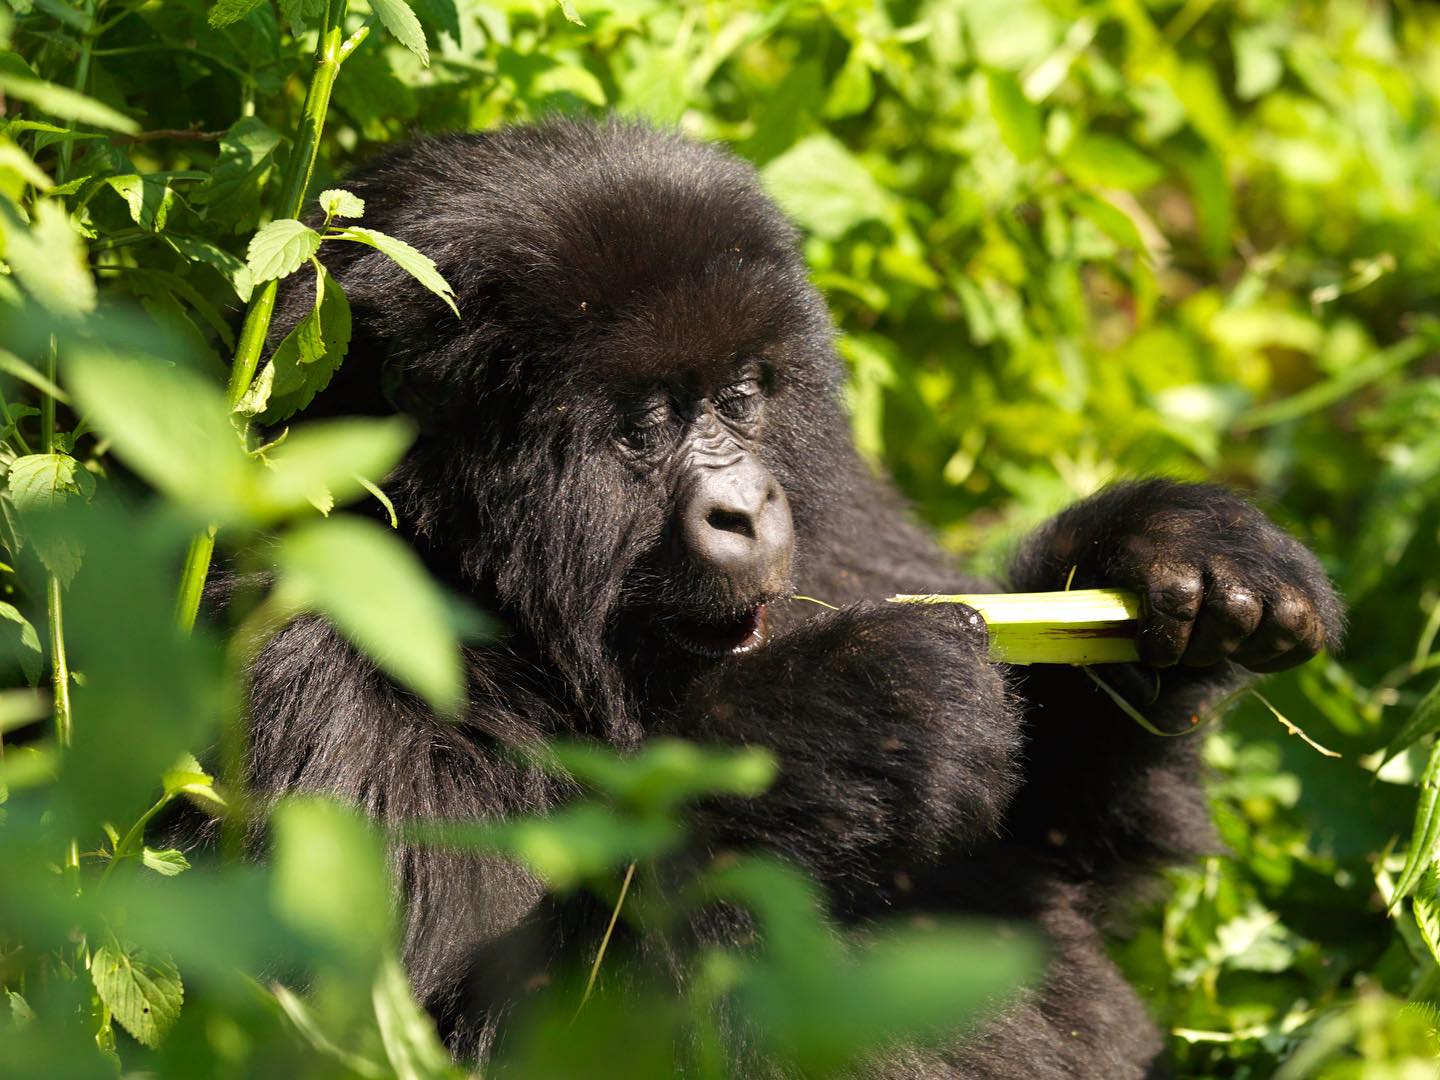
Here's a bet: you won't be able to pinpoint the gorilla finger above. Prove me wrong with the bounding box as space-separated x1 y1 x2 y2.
1182 583 1263 668
1231 590 1320 669
1137 573 1203 667
1245 642 1320 674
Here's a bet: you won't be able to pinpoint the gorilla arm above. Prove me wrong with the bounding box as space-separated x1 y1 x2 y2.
1003 479 1344 892
247 615 578 1057
658 602 1024 909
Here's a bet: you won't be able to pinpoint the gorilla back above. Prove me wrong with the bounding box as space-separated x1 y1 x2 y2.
251 118 1341 1077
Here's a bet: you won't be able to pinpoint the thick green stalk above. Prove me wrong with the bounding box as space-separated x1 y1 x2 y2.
174 0 359 631
889 588 1142 665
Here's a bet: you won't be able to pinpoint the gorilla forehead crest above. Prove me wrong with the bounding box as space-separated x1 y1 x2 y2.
365 119 828 385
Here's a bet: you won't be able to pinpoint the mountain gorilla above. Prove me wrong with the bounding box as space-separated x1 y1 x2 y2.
250 118 1342 1077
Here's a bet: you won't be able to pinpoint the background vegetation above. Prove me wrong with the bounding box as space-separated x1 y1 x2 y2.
2 0 1440 1076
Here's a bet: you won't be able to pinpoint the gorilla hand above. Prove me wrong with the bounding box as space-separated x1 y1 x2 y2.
1013 479 1343 674
667 603 1021 898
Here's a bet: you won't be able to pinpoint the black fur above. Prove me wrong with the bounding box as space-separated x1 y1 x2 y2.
245 118 1343 1077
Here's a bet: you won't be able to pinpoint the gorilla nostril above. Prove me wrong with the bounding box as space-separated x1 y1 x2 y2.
706 507 756 539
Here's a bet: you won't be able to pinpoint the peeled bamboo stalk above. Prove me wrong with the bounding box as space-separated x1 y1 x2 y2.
888 589 1142 665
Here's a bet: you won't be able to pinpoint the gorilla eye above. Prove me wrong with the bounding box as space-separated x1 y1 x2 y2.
715 375 763 424
620 400 673 450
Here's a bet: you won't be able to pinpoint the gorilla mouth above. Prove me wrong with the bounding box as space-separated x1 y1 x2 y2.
661 605 769 658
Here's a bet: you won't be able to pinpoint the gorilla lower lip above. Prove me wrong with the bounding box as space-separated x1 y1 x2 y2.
663 605 768 657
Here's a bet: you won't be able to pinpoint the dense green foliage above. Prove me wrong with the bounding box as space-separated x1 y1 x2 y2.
2 0 1440 1075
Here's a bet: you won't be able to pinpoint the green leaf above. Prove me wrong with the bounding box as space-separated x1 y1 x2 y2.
0 347 70 402
332 226 458 317
986 71 1043 162
257 264 354 423
106 174 176 232
409 805 677 891
90 942 184 1048
761 134 892 241
319 187 365 220
1379 678 1440 768
197 118 281 230
0 600 41 685
272 798 393 972
247 219 323 284
165 234 254 303
372 0 429 65
554 0 584 25
141 847 192 876
162 753 226 809
7 453 95 586
1062 134 1164 191
207 0 266 28
548 738 777 814
372 953 459 1080
2 198 97 314
275 517 465 714
1391 739 1440 911
63 349 252 522
0 55 138 133
255 417 414 519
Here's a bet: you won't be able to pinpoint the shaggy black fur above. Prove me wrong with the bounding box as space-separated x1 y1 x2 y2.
245 118 1344 1077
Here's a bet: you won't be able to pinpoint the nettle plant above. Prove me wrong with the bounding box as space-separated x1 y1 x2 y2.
0 1 1042 1075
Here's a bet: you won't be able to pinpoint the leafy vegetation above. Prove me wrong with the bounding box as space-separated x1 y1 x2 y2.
1 0 1439 1075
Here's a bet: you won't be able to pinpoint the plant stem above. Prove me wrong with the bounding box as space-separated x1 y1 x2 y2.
41 345 73 749
174 0 353 631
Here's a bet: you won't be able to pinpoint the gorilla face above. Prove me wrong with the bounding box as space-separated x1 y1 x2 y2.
281 119 847 712
614 359 795 658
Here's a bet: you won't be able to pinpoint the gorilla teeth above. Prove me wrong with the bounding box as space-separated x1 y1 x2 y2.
662 604 769 658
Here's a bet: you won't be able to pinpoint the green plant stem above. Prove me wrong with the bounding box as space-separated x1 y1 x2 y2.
41 347 73 750
173 0 354 632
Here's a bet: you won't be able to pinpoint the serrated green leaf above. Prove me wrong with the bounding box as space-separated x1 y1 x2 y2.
373 953 458 1079
1391 739 1440 911
198 117 281 231
3 198 96 314
256 417 413 519
107 174 176 232
276 516 464 714
0 56 138 133
165 234 254 303
90 943 184 1048
1415 869 1440 966
162 753 226 809
0 600 41 685
0 347 69 403
319 187 365 220
1379 678 1440 768
63 350 252 521
7 453 95 586
247 219 322 283
207 0 265 27
272 798 393 971
258 264 353 423
332 225 457 317
141 848 192 876
372 0 429 64
0 138 53 196
555 0 583 25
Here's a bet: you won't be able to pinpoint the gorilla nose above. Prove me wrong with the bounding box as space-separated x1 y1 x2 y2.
681 457 794 593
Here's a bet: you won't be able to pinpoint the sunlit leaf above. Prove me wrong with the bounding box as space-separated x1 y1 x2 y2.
275 516 465 714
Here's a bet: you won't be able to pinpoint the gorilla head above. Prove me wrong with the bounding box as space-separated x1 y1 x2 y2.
278 119 852 732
